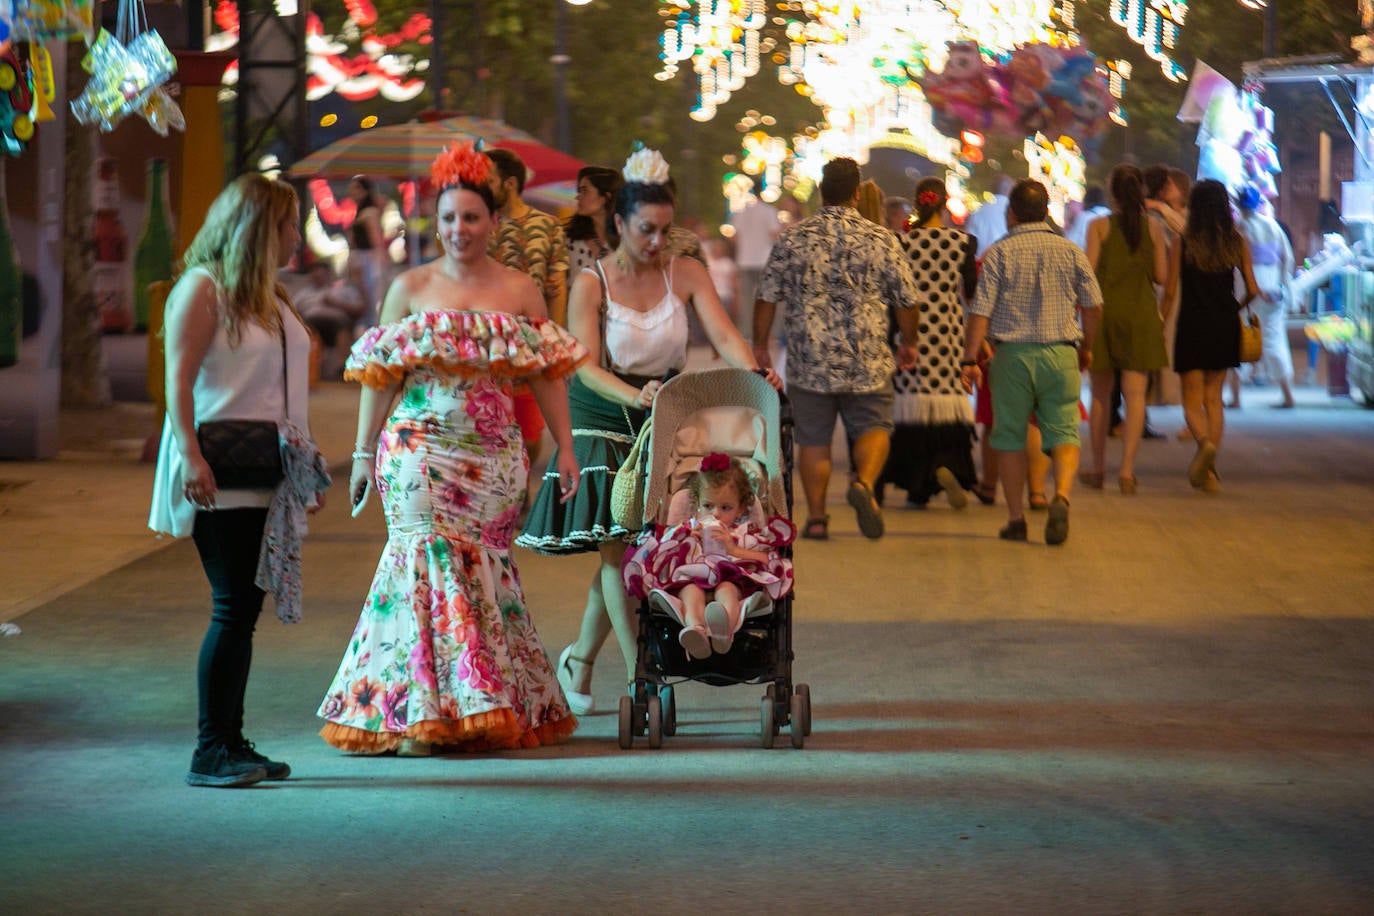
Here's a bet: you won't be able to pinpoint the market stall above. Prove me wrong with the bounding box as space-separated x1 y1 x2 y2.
1236 56 1374 404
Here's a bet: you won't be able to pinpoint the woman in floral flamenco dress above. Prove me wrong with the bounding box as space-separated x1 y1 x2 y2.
318 143 588 755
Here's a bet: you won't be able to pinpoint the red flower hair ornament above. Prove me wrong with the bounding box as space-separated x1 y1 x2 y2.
700 452 731 473
917 189 943 207
431 142 492 191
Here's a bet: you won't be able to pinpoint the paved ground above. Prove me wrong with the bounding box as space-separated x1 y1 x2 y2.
2 367 1373 914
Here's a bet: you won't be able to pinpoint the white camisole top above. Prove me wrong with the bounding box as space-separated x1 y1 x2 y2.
593 256 689 378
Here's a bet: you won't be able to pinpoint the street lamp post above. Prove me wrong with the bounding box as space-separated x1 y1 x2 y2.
553 0 572 153
1239 0 1279 57
553 0 594 154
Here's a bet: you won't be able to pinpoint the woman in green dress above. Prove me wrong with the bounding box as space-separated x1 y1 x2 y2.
1081 164 1169 494
516 149 778 715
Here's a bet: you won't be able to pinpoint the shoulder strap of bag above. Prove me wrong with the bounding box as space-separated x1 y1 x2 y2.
593 259 611 370
593 258 645 437
279 316 289 422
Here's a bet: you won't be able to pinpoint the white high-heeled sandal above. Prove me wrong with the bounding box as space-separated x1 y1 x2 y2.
557 645 595 715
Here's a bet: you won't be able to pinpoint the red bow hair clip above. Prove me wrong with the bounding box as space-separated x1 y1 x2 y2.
917 189 942 207
431 142 492 190
700 452 731 472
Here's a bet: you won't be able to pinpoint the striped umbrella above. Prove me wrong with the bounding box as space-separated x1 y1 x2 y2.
286 116 545 181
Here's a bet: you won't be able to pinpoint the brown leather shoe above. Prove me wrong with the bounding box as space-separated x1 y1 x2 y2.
1045 495 1070 546
998 518 1028 541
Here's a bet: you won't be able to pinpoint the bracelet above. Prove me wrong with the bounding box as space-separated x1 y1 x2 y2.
351 450 375 460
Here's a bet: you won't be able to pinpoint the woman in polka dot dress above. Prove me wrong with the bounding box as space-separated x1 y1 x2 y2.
881 177 980 508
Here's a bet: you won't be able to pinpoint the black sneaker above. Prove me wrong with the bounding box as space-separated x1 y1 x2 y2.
235 739 291 780
187 744 267 788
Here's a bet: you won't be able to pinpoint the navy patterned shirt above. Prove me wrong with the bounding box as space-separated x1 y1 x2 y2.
758 206 920 393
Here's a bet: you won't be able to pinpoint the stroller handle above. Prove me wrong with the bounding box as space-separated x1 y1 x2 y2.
752 368 793 428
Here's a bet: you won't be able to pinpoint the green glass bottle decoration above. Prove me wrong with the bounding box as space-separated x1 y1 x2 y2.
133 158 175 333
0 159 21 369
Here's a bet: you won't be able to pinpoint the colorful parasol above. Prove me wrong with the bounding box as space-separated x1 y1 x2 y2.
287 116 583 187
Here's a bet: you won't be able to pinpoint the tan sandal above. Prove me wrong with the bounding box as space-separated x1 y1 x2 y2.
397 738 431 757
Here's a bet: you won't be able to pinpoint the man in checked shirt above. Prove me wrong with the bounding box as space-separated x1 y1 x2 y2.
960 179 1102 546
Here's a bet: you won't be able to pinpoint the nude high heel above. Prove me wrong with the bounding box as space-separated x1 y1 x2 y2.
557 645 596 715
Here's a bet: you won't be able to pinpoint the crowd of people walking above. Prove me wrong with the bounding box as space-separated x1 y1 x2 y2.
150 139 1294 785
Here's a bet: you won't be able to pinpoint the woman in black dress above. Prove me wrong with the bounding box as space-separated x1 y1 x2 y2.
346 176 387 326
1167 180 1259 492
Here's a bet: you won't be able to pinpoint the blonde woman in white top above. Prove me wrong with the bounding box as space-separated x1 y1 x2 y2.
151 174 330 789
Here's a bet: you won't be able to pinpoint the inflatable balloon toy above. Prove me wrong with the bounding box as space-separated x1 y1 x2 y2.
1000 45 1055 134
923 41 1010 137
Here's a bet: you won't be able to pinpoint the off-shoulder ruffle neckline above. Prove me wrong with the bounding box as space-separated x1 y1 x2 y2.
344 310 588 389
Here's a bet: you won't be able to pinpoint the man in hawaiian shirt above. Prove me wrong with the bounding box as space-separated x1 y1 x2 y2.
487 148 570 324
753 157 920 541
487 148 571 468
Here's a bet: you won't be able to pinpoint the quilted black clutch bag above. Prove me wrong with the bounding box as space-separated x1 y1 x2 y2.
197 420 284 489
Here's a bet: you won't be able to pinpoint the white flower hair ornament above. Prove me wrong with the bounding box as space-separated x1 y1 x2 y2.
622 148 671 185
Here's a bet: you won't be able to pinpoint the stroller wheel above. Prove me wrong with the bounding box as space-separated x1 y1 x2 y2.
659 684 677 737
647 694 663 749
789 693 806 749
618 695 634 750
631 681 649 736
760 693 777 748
796 683 812 736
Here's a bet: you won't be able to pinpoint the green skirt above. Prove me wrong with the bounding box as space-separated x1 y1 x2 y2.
515 374 651 556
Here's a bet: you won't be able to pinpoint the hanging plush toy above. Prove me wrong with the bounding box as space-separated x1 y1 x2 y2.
0 44 35 155
10 0 94 41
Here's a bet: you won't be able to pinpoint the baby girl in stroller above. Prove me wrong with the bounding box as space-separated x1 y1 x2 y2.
624 453 795 659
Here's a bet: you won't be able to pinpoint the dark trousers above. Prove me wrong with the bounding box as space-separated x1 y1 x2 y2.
191 508 268 751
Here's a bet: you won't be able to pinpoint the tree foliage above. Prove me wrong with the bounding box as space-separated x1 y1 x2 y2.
341 0 1366 219
1074 0 1360 179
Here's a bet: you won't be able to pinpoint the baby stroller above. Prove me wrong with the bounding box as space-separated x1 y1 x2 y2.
618 367 811 749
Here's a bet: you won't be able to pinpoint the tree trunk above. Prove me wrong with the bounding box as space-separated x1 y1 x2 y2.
60 47 109 408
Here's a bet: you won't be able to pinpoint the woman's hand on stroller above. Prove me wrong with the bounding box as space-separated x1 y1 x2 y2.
634 379 662 408
755 366 783 390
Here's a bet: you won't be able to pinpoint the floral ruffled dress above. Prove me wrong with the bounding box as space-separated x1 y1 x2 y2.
318 310 588 753
622 517 796 603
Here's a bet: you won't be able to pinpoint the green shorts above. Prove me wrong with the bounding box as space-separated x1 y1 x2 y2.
988 342 1082 452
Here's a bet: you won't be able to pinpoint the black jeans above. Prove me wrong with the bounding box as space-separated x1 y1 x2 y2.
192 508 268 752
